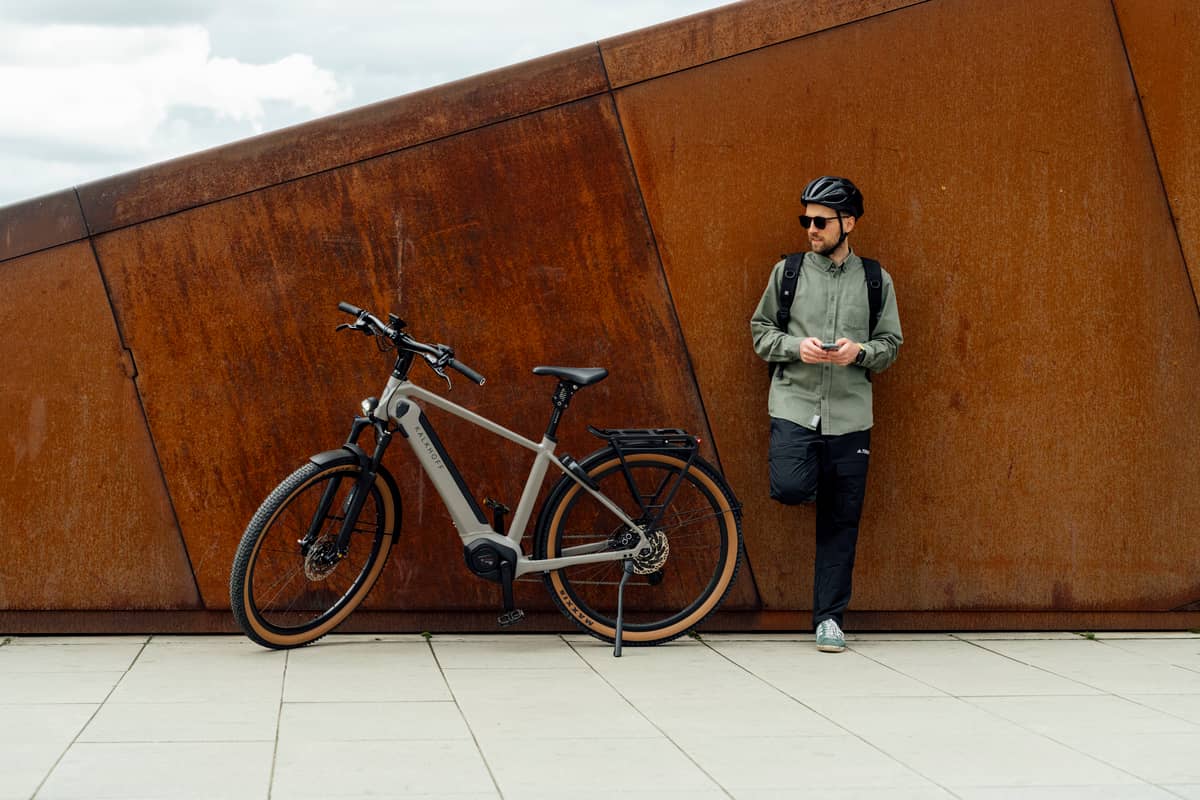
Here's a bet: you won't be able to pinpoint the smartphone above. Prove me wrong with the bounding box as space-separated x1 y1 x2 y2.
820 342 840 351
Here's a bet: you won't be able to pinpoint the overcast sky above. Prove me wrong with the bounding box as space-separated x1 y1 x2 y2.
0 0 730 207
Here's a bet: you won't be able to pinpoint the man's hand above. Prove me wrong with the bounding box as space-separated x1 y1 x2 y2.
828 338 863 366
799 337 832 364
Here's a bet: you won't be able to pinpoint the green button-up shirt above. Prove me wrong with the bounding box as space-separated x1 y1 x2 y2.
750 250 903 435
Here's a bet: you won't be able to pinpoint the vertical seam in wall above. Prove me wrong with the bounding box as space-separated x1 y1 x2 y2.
596 46 722 467
1110 0 1200 319
597 43 762 606
74 189 205 607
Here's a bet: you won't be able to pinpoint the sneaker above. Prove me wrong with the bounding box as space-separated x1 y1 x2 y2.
815 619 846 653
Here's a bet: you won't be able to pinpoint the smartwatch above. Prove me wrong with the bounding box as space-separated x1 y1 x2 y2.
854 346 867 365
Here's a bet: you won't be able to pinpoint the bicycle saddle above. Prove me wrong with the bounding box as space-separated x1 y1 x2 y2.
532 366 609 386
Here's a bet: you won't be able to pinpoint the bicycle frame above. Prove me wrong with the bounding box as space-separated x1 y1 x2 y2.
366 376 649 578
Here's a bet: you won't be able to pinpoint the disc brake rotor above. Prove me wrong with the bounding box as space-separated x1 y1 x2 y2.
633 528 669 574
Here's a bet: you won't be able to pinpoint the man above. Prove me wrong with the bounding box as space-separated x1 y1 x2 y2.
750 176 902 653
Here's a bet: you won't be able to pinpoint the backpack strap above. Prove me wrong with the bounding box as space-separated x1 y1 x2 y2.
861 257 883 337
770 253 805 380
775 252 804 332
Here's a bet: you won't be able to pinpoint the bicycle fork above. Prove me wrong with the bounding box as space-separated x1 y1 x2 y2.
300 416 394 559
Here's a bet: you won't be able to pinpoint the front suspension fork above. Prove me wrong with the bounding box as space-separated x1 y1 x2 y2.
300 416 393 557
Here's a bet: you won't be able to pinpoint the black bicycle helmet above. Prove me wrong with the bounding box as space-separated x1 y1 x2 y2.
801 176 864 218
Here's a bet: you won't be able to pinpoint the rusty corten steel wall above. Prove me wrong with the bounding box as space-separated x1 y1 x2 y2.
2 0 1198 633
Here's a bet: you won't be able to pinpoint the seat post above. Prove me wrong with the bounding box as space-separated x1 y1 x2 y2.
544 380 578 440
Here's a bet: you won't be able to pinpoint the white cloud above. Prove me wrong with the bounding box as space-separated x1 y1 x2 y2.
0 2 729 206
0 21 347 169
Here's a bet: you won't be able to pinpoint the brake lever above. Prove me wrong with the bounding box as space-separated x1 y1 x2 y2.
335 321 374 336
431 363 453 390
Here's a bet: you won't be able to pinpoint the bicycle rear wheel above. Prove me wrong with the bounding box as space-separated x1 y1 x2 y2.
536 450 741 645
230 460 396 649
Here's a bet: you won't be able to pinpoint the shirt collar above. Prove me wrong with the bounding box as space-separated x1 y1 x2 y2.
808 248 858 273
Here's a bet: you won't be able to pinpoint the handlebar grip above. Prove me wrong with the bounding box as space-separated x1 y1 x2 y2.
338 301 364 317
449 358 486 386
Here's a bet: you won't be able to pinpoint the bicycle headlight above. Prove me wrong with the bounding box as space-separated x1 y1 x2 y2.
361 397 379 417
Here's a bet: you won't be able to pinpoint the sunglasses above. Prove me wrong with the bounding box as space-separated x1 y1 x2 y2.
799 214 842 230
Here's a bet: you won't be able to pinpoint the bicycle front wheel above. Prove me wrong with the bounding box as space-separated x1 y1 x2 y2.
230 460 397 649
536 451 741 646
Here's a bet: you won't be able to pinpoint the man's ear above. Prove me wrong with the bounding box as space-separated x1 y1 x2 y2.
843 215 856 233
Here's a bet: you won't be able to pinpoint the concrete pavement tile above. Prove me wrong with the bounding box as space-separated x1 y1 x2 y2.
973 639 1200 694
699 633 814 642
109 642 284 703
886 729 1141 789
0 642 143 672
0 672 125 703
953 632 1083 640
846 633 959 641
79 701 279 742
6 636 149 646
711 640 946 697
1092 633 1200 639
481 737 721 795
731 788 957 799
1100 638 1200 669
673 734 931 790
445 668 659 740
509 793 728 800
0 704 97 800
271 740 495 798
145 636 270 651
852 640 1099 696
304 634 429 644
632 693 842 738
968 695 1198 737
802 695 1058 739
278 701 471 741
1165 786 1200 799
283 641 448 702
955 786 1179 799
432 636 588 669
1122 694 1200 725
570 641 768 701
37 741 274 799
1050 732 1200 784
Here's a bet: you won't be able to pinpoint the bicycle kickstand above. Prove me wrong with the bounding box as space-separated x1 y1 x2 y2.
613 559 636 658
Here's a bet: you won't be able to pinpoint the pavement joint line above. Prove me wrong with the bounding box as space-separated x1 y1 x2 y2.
697 637 963 799
427 636 506 799
950 682 1173 789
1113 689 1200 732
29 635 152 799
954 635 1115 695
265 647 289 800
562 635 737 800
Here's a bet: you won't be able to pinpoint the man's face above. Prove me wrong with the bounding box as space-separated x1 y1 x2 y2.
803 202 856 255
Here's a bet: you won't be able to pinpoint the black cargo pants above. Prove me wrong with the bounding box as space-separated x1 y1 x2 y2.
768 418 870 629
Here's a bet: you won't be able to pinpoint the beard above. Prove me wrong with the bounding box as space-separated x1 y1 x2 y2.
811 218 846 256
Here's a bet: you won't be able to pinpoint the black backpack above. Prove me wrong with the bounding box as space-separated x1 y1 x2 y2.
769 252 883 380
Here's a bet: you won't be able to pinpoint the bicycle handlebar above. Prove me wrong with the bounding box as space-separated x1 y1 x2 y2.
336 301 486 386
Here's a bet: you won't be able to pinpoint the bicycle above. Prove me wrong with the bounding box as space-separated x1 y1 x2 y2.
229 302 743 656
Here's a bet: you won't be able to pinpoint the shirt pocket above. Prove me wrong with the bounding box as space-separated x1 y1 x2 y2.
839 282 871 341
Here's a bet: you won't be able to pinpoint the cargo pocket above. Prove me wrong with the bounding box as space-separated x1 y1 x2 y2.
833 459 869 524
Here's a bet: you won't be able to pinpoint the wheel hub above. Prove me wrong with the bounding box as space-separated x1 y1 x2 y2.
303 535 341 580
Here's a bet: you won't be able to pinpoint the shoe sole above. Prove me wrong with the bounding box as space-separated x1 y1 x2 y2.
816 642 845 652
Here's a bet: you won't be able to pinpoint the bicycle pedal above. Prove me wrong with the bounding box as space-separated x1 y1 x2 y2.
497 609 525 627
